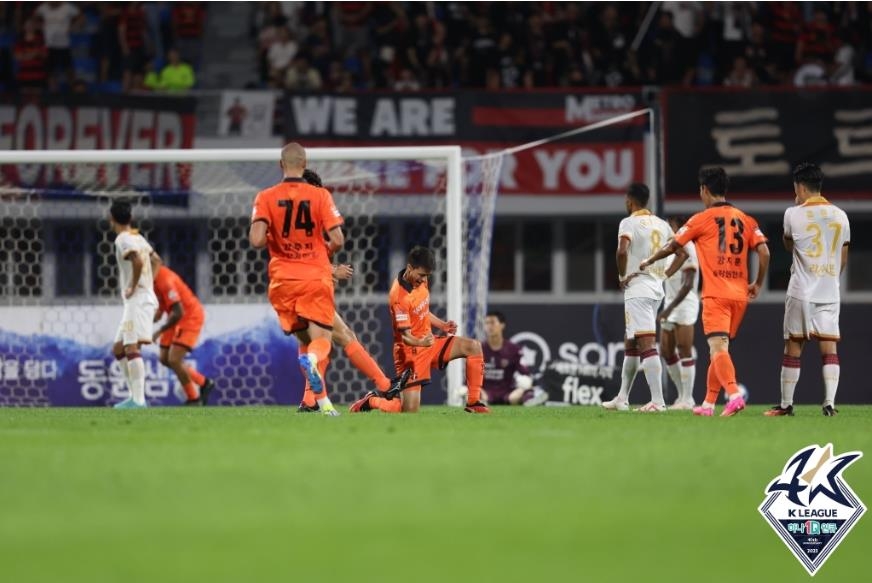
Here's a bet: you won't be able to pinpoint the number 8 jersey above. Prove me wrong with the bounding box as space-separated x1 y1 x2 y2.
674 202 767 301
783 196 850 303
618 209 673 300
251 176 344 280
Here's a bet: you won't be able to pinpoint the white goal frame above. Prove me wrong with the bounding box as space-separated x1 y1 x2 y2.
0 145 466 400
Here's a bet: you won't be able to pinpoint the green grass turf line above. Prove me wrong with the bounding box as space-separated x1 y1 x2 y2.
0 406 870 583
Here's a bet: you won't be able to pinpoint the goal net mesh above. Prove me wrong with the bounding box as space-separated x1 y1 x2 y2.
0 151 502 406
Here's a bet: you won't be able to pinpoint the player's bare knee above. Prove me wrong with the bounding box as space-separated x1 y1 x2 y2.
158 352 170 367
333 326 356 348
462 338 482 356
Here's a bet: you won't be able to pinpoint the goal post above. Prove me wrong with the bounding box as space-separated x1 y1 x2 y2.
0 145 491 406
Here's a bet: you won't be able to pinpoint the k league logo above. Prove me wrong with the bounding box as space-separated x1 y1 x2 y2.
758 444 865 576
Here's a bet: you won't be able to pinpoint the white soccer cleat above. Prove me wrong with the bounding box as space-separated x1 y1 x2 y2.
635 401 667 412
602 397 629 411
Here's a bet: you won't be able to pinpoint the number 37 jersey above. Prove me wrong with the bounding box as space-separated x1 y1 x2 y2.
251 177 344 281
674 202 767 301
618 210 673 300
784 197 850 303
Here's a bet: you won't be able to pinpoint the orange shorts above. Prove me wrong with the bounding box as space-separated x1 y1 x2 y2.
393 336 456 390
159 316 204 350
701 297 748 339
268 278 335 334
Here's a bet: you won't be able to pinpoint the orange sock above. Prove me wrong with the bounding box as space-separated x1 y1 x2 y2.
712 351 739 396
368 395 402 413
705 363 720 405
182 382 199 400
466 354 484 405
345 340 390 391
308 338 331 362
187 367 206 387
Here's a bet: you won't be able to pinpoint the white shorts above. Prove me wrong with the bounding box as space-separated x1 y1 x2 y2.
625 297 661 339
783 296 840 341
661 298 699 330
114 297 158 346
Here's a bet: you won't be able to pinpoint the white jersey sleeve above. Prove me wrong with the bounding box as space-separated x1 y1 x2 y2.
785 202 850 303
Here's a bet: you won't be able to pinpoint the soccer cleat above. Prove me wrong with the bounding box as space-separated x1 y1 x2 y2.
764 405 794 417
298 353 325 394
383 368 413 400
349 391 377 413
602 397 629 411
720 396 746 417
692 405 714 416
822 405 839 417
523 388 549 407
184 398 202 406
635 401 667 412
113 397 147 409
297 402 319 413
320 402 340 417
200 378 216 405
464 401 491 414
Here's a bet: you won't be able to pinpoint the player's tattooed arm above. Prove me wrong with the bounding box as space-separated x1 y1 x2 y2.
748 242 770 300
664 245 689 278
640 239 680 271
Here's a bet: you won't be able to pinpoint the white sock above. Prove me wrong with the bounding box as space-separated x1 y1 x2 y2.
680 358 695 404
617 353 639 401
316 396 334 409
641 350 665 406
665 356 682 401
119 357 131 387
822 356 840 407
127 356 146 405
780 355 801 408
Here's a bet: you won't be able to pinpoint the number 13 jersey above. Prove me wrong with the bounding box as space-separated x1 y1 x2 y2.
251 177 344 281
674 202 767 301
618 209 673 300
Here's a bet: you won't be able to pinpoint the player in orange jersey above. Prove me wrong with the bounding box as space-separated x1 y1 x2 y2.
248 142 345 416
640 167 770 417
295 168 410 412
349 246 490 414
150 256 215 405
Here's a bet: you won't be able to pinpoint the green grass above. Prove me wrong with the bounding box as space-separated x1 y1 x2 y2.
1 405 870 583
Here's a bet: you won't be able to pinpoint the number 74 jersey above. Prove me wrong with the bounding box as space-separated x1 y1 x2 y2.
618 210 673 300
251 177 344 281
674 202 767 301
784 197 850 303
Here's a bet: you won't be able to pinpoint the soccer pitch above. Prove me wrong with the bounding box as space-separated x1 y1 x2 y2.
1 406 869 583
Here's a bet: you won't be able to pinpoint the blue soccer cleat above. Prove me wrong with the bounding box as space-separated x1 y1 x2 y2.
299 353 324 394
113 398 148 409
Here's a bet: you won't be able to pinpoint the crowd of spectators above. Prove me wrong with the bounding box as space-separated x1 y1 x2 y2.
0 1 204 95
252 1 872 91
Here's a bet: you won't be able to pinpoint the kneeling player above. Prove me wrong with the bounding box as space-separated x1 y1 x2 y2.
349 246 490 413
151 256 215 405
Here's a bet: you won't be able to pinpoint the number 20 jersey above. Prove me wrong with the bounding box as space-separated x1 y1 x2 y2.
251 177 344 281
618 210 673 300
784 197 850 303
674 202 767 301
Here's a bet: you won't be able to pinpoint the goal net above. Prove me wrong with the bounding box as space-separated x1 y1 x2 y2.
0 146 502 407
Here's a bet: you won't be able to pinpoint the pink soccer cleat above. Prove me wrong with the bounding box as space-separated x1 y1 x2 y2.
692 405 714 416
720 396 746 417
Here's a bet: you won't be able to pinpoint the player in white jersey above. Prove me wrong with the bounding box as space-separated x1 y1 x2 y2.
603 183 673 412
766 163 850 417
659 216 699 410
109 200 159 409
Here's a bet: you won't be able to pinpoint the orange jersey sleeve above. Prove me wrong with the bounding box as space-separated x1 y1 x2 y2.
251 178 344 281
673 203 767 301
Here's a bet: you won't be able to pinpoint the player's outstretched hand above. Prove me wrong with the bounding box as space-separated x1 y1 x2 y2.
443 320 458 335
748 282 761 300
333 264 354 281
